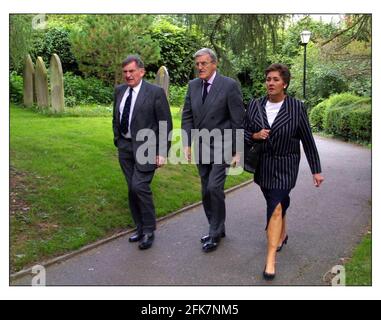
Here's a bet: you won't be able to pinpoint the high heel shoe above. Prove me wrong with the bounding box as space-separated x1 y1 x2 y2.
263 266 276 281
276 234 288 252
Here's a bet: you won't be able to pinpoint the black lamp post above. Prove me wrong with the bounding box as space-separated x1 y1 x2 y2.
300 30 311 100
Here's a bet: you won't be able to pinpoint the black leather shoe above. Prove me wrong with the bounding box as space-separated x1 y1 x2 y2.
138 233 155 250
202 237 220 252
129 232 143 243
200 235 210 244
200 232 225 244
263 266 276 281
276 234 288 252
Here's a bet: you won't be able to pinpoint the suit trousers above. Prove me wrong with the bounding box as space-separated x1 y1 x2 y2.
197 163 228 237
118 138 156 234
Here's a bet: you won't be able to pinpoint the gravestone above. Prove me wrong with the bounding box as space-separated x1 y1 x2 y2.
50 54 64 113
155 66 169 98
35 57 49 108
23 55 34 107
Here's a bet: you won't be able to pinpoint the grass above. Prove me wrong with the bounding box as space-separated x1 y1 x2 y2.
345 233 372 286
30 104 113 117
10 104 252 272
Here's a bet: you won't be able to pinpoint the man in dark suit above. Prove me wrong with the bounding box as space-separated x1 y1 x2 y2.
181 48 245 252
113 55 172 250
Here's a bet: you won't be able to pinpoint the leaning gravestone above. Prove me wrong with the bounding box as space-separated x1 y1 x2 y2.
155 66 169 98
35 57 49 108
50 54 64 113
23 54 34 107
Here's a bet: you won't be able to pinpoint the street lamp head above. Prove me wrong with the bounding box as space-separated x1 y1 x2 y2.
300 30 312 44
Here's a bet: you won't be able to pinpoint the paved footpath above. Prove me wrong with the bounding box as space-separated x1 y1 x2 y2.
12 136 371 286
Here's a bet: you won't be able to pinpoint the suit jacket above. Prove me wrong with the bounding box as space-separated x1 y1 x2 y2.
243 95 322 189
113 80 173 172
181 73 245 163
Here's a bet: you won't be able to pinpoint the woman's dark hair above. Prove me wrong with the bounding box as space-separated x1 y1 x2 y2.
265 63 291 90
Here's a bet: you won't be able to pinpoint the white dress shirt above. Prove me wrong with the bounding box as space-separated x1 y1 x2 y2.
119 80 143 138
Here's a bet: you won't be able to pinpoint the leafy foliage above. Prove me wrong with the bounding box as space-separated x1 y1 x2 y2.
70 15 160 86
185 15 286 78
149 19 203 85
348 103 372 141
63 72 113 106
10 71 24 104
310 100 330 131
31 27 79 73
321 15 371 46
309 93 371 142
168 85 188 107
10 15 35 73
9 14 371 114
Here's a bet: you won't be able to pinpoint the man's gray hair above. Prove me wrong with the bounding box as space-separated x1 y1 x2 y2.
194 48 218 63
122 55 145 68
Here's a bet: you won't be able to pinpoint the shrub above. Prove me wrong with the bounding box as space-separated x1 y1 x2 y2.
148 20 203 86
312 68 348 99
10 71 23 104
325 106 352 137
322 93 364 130
320 93 371 142
63 72 113 106
169 85 187 107
348 103 371 142
241 86 255 108
310 100 329 131
31 27 79 74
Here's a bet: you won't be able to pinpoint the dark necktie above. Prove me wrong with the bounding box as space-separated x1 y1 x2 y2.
120 87 133 135
202 81 210 104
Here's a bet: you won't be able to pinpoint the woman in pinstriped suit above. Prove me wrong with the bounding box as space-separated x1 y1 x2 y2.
243 64 324 280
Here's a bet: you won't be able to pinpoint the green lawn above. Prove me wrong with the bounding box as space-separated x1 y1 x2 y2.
10 105 252 272
345 233 372 286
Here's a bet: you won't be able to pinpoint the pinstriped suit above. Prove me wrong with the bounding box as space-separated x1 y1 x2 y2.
243 95 322 190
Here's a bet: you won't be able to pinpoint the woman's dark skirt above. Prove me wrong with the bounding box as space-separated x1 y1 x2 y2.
260 187 291 230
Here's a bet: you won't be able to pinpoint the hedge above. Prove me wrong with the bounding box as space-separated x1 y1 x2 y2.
309 93 371 142
63 72 113 106
348 103 371 141
310 100 329 131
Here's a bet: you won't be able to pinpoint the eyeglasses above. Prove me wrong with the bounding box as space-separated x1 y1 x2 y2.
194 61 213 67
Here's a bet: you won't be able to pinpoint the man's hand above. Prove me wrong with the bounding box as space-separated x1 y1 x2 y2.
156 156 166 168
184 146 192 163
230 153 241 168
313 173 324 187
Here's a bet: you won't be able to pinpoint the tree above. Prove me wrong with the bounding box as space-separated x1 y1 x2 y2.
185 14 286 77
321 14 371 47
148 17 204 85
70 15 160 85
10 15 34 73
31 27 79 74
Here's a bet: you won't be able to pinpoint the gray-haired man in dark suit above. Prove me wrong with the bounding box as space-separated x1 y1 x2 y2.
113 55 172 250
181 48 245 252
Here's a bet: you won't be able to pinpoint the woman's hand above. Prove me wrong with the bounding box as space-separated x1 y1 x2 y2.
156 156 166 168
252 129 271 140
313 173 324 187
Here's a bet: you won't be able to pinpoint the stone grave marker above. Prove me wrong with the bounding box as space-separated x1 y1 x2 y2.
35 57 49 108
50 54 65 113
23 54 34 107
155 66 169 98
